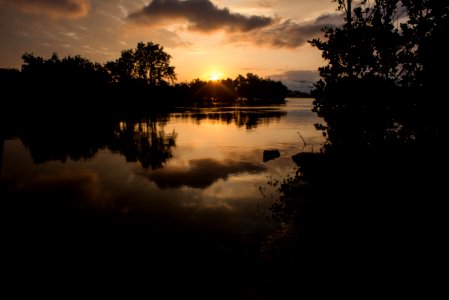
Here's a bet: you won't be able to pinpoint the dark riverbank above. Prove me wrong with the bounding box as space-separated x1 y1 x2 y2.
268 144 445 297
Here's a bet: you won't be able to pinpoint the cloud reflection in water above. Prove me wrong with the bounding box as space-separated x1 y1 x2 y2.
145 158 266 189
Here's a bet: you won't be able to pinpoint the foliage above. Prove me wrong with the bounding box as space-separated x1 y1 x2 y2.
267 0 448 275
105 42 176 86
1 42 289 109
234 73 289 102
21 52 108 92
176 73 288 104
12 52 110 111
181 73 288 104
309 0 448 152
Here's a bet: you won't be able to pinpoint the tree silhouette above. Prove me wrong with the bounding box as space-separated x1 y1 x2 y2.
267 2 448 280
0 68 21 106
6 43 288 109
105 42 176 86
20 52 109 109
234 73 288 102
309 0 448 151
172 74 287 105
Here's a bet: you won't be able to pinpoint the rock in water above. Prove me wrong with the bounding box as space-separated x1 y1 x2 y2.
263 150 280 162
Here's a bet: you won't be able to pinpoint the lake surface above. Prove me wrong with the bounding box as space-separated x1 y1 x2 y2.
1 98 324 294
1 98 323 232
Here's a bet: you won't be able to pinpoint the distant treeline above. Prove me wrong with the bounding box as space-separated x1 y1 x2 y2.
287 90 311 98
0 42 288 112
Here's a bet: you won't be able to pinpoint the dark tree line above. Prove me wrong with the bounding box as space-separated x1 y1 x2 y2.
173 73 288 105
0 41 289 112
268 1 447 285
19 52 110 110
310 0 448 152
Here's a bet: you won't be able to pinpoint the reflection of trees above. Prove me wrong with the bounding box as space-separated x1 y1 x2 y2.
3 103 286 167
0 134 4 176
109 117 177 170
3 103 285 166
11 111 176 169
19 113 110 164
178 108 287 130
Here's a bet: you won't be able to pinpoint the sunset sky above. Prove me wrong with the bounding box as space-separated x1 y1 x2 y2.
0 0 342 90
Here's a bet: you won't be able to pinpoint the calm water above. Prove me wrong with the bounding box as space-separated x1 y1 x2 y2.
1 99 323 235
1 98 324 294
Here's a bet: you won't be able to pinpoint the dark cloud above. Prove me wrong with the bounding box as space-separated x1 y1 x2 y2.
2 0 90 19
230 12 343 48
128 0 273 33
145 158 266 189
128 1 342 49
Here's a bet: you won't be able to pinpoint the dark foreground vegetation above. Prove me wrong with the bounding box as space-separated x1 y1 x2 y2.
268 0 447 294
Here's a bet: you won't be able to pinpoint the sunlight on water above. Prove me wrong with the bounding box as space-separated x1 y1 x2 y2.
0 98 324 236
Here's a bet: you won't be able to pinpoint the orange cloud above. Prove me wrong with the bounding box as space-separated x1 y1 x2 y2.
2 0 90 19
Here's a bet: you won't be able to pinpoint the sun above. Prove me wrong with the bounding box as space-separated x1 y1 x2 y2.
209 72 222 81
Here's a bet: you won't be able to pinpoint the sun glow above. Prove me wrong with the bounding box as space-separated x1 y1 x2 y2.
209 72 223 81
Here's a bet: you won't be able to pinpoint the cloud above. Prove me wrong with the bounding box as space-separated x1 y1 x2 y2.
128 1 342 49
231 12 344 48
145 158 266 189
2 0 90 19
153 28 192 47
128 0 273 33
258 0 272 8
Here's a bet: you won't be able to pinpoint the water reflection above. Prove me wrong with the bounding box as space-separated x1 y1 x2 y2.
0 101 307 226
109 117 177 169
147 158 266 189
12 112 177 170
0 136 4 175
174 106 287 129
19 114 109 163
3 105 291 167
0 100 323 217
1 99 324 297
